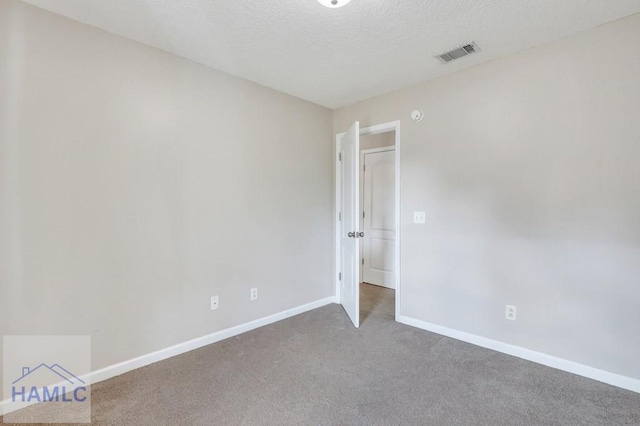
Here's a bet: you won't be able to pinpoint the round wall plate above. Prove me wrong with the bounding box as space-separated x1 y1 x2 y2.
411 109 424 122
317 0 352 8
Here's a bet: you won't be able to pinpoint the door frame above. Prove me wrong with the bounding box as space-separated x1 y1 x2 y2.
360 146 396 288
335 120 401 321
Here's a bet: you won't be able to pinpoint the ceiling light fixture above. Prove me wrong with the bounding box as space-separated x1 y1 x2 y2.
317 0 351 8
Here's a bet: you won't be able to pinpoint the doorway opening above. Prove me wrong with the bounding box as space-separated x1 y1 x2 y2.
335 121 400 328
359 134 396 324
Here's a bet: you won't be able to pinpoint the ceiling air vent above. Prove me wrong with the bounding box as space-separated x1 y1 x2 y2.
437 43 479 63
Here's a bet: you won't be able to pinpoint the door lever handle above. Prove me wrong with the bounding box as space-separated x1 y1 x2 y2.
358 232 364 238
348 232 356 238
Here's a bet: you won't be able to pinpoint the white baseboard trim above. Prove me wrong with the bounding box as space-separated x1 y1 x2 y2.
1 296 336 415
397 315 640 394
89 295 336 384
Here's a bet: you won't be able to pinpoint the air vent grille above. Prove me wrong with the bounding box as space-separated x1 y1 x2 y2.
437 43 479 63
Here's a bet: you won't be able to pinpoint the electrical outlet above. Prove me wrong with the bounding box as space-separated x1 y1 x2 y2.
505 305 516 321
413 211 426 224
250 287 258 301
210 296 219 311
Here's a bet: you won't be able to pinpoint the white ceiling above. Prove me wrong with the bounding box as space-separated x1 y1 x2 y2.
21 0 640 108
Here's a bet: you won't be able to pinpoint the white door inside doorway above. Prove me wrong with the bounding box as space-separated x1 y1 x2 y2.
361 148 396 289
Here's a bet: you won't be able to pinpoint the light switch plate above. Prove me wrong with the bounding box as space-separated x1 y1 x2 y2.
413 211 426 224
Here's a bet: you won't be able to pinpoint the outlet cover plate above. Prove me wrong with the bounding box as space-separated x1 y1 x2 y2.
506 305 516 321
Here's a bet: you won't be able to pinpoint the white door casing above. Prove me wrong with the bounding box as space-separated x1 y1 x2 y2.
335 120 400 323
339 121 360 328
361 148 396 288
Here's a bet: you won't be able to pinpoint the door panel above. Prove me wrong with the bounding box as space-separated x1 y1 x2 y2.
362 149 396 288
339 122 360 328
371 238 394 271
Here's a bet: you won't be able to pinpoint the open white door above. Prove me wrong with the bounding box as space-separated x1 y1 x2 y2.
339 121 360 328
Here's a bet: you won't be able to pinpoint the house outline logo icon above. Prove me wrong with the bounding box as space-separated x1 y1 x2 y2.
11 363 88 403
12 363 86 386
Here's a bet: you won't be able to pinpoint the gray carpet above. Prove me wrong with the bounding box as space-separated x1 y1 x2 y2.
4 283 640 425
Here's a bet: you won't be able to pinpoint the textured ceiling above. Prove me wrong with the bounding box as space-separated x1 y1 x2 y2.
20 0 640 108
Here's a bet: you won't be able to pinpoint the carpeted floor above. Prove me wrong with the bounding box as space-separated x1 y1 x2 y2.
4 283 640 425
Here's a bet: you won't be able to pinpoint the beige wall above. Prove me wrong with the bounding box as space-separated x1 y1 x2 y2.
0 0 333 373
3 0 639 385
360 131 395 151
335 14 640 379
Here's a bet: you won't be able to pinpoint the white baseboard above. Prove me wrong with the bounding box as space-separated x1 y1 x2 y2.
89 295 336 384
397 315 640 394
1 296 336 415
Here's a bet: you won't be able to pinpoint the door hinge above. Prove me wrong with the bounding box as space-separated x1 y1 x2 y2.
339 272 342 281
361 258 365 265
339 152 342 161
362 211 365 219
339 212 342 221
363 164 366 172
